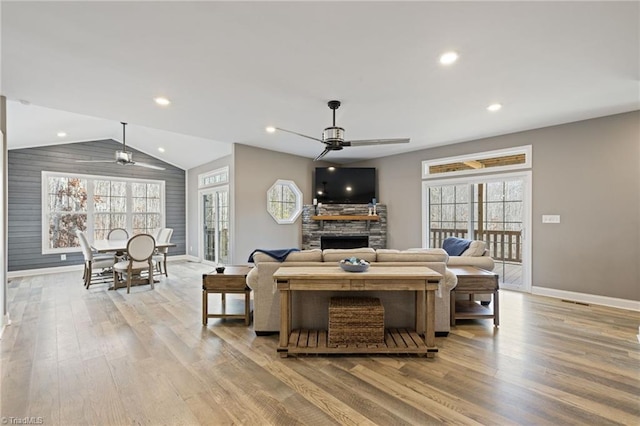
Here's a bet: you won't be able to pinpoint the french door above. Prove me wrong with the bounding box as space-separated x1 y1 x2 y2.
423 171 531 292
199 186 230 265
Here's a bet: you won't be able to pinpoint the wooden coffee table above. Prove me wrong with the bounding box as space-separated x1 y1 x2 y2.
449 266 499 326
273 265 442 358
202 266 253 326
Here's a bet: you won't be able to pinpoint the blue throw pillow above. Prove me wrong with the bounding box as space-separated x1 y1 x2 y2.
442 237 472 256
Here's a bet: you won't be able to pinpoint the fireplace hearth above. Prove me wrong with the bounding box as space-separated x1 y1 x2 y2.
321 236 369 250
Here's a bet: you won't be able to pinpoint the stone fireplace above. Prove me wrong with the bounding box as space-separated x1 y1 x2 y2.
301 204 387 250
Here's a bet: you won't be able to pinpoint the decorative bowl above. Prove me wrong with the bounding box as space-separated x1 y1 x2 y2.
339 257 370 273
215 266 226 273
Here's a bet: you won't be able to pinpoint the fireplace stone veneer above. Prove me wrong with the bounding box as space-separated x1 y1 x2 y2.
301 204 387 250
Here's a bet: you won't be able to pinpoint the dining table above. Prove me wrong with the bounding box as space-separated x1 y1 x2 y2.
91 238 177 290
91 239 176 253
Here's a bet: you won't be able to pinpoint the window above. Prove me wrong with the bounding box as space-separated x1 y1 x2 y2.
42 172 165 253
422 146 532 179
199 166 229 188
267 179 302 224
45 176 89 250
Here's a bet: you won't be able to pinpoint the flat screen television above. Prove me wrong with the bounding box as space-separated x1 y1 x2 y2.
314 167 376 204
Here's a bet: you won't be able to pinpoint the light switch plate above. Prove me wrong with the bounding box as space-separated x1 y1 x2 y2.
542 214 561 224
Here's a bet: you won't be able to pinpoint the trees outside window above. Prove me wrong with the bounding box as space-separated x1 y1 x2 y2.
42 172 165 253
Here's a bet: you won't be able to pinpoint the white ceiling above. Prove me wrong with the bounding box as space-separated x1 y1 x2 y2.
2 1 639 170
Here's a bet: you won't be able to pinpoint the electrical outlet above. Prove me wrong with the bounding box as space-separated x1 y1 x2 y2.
60 254 66 261
542 214 561 224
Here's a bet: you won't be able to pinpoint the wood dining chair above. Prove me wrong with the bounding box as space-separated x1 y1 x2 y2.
112 233 156 293
76 230 115 289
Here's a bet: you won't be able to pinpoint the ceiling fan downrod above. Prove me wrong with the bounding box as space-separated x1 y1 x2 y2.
121 122 128 150
327 100 340 127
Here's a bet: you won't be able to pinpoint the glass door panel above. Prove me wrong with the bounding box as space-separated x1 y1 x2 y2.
200 186 230 265
426 174 529 292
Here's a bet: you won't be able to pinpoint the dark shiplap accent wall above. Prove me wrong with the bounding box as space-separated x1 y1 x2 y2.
8 139 185 272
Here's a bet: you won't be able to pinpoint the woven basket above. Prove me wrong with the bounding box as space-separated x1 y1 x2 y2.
328 297 384 346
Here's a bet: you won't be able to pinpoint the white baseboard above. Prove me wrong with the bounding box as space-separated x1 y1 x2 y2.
532 286 640 312
8 264 84 278
8 255 195 279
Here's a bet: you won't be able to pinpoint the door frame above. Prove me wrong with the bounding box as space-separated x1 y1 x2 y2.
422 170 532 293
198 184 229 265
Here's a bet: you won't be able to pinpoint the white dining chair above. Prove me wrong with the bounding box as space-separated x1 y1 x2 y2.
107 228 129 240
112 233 156 293
152 228 173 277
76 230 115 289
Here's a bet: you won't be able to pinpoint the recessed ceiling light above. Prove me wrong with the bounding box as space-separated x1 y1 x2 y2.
265 126 276 133
154 97 171 106
57 132 67 137
439 51 459 65
346 186 352 192
158 147 165 153
487 103 503 112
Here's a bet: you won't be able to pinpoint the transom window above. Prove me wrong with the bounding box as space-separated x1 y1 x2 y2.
42 171 165 253
199 166 229 188
422 146 532 179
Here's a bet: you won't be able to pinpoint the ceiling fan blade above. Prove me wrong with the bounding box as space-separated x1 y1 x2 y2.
275 127 324 143
313 148 331 161
75 159 115 163
131 162 165 171
344 138 410 147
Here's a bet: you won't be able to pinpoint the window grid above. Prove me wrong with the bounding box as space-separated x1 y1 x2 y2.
42 172 165 253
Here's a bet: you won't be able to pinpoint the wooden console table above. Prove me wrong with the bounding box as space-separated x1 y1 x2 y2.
449 266 499 326
273 266 442 358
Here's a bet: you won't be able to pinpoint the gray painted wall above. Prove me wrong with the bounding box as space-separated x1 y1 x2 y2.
354 111 639 301
233 143 317 264
8 139 186 272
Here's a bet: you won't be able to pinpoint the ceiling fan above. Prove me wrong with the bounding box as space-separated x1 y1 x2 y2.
75 122 165 170
269 100 410 161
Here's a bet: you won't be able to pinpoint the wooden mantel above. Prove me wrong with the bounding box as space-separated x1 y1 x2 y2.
311 215 379 221
312 215 379 230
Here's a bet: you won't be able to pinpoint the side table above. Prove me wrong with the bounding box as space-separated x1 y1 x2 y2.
449 266 499 326
202 265 253 326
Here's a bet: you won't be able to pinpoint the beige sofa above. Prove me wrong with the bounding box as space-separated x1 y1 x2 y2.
246 247 458 336
446 240 495 271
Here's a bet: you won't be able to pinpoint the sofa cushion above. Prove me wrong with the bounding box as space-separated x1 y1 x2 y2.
252 249 322 263
461 240 487 257
322 248 377 262
376 248 448 263
442 237 472 256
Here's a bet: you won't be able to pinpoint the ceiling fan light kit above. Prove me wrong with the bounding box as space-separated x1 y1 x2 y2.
270 100 410 161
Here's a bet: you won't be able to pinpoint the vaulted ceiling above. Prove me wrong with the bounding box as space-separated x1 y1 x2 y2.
3 1 638 169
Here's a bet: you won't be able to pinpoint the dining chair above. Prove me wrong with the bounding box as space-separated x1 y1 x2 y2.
152 228 173 277
76 230 115 289
112 233 156 293
107 228 129 240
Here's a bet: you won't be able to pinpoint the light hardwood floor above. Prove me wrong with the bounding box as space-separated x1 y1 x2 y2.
1 261 639 425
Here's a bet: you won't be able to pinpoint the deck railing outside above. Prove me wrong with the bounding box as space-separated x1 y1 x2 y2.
430 228 522 263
